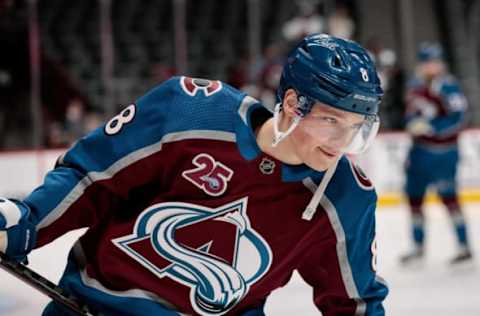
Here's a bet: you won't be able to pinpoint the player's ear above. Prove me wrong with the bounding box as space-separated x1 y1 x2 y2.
282 89 299 119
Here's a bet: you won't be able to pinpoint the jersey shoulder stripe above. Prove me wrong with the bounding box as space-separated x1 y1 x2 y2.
321 156 377 230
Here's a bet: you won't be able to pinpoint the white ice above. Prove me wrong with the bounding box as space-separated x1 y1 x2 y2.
1 203 479 316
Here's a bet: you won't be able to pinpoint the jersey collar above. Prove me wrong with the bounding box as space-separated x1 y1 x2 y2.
234 96 319 182
234 96 264 161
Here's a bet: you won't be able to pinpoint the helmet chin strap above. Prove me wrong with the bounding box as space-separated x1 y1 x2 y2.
272 102 301 147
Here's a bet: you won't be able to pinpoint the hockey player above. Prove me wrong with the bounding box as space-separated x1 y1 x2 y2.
401 42 472 265
0 34 388 315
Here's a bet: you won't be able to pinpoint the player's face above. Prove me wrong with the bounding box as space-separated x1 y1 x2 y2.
418 59 444 79
289 102 365 171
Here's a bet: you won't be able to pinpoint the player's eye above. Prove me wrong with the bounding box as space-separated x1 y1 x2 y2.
351 122 363 130
321 116 338 124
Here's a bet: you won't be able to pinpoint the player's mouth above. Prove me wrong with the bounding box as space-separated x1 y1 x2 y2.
317 147 338 158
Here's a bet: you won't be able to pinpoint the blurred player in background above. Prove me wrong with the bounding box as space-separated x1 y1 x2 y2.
0 34 388 315
401 42 473 265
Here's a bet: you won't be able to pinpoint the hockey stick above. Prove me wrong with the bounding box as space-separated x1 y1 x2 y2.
0 252 94 316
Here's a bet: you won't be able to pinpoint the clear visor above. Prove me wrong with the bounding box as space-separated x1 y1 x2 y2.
301 113 380 154
344 115 380 154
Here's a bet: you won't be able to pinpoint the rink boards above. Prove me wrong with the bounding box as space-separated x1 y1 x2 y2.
355 129 480 206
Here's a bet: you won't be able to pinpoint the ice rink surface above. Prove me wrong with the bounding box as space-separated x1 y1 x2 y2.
1 203 479 316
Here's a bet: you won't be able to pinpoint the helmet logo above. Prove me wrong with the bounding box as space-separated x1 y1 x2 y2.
360 68 369 82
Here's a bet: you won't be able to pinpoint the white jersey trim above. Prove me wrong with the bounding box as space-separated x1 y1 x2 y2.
303 177 367 316
238 95 259 125
37 130 236 230
73 243 191 315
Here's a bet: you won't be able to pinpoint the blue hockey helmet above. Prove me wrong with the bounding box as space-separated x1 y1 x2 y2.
277 34 383 117
417 42 443 62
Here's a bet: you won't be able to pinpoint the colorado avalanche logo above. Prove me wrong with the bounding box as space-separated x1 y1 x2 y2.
112 197 272 315
180 76 222 97
348 159 374 190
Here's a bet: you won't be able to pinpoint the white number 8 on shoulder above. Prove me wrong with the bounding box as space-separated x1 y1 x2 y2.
105 104 136 135
371 237 378 272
